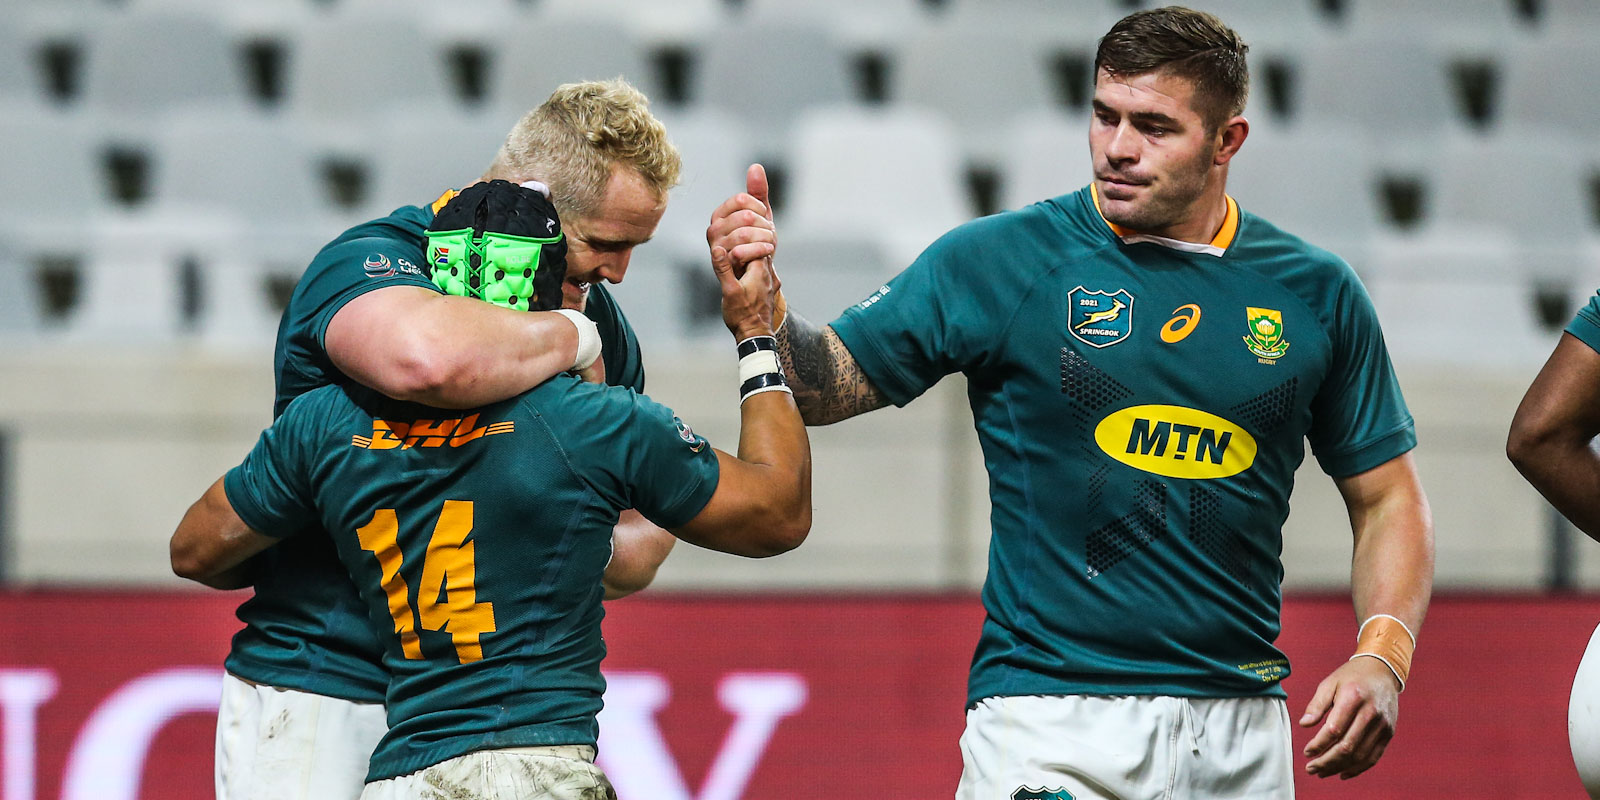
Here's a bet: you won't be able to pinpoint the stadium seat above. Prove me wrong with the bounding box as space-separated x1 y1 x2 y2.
997 109 1081 213
938 0 1120 49
1540 0 1600 28
484 17 662 114
1364 233 1564 368
78 10 250 132
0 20 38 103
891 23 1062 166
688 19 857 152
1225 124 1386 257
1292 35 1470 166
738 0 931 48
1175 0 1331 50
1496 39 1600 137
62 235 187 342
147 108 337 232
281 10 454 143
0 250 46 337
601 239 699 347
0 104 113 257
650 108 760 254
1419 130 1595 253
1341 0 1532 50
358 105 515 219
535 0 724 46
784 105 973 266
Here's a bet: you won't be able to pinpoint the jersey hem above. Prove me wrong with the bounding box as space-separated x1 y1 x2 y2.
367 727 598 783
222 658 387 704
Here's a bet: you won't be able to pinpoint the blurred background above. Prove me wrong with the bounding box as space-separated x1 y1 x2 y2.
1 0 1598 798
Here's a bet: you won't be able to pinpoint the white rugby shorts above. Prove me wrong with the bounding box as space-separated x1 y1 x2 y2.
957 693 1293 800
215 672 388 800
360 745 614 800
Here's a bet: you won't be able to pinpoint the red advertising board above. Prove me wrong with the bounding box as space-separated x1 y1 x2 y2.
0 590 1595 799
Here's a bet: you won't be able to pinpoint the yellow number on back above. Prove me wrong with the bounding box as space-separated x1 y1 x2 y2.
354 501 497 664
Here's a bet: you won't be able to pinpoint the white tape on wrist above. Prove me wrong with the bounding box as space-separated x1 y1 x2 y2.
553 308 602 371
738 350 782 384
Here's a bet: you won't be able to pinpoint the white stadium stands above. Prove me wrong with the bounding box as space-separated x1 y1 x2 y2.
0 0 1596 588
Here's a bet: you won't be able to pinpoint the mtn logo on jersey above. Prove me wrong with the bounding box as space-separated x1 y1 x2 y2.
1067 286 1134 349
1243 307 1290 362
352 413 515 450
1094 404 1257 479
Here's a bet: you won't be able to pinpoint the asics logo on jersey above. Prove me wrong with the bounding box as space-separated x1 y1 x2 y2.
1160 303 1202 344
352 414 515 450
1093 404 1257 479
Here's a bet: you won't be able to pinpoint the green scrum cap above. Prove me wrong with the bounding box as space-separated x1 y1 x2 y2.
425 179 567 312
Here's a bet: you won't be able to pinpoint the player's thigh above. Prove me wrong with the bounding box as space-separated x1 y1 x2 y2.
1182 696 1293 799
957 694 1180 800
363 747 615 800
216 675 386 800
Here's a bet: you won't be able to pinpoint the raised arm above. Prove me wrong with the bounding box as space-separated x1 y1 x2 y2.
170 478 281 590
1300 453 1434 780
668 247 812 557
1507 333 1600 538
326 286 600 410
706 164 890 426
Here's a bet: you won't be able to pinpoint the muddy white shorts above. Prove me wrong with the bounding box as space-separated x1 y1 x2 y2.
360 744 614 800
956 694 1293 800
215 672 388 800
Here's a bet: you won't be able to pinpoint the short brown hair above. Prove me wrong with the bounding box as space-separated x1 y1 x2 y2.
487 78 681 221
1094 6 1250 131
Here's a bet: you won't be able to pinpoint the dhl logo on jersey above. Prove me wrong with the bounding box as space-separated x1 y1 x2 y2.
1093 404 1256 479
351 414 515 450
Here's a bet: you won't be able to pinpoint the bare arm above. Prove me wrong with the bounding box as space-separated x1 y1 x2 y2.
668 247 812 557
705 164 889 426
1507 333 1600 538
1301 453 1434 780
170 478 282 590
603 509 677 600
326 286 597 410
775 310 891 425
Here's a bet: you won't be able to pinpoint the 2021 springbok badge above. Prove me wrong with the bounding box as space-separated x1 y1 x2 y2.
1068 286 1135 349
1243 306 1290 362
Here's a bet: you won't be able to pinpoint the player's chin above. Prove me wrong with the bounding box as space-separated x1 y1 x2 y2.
561 280 590 311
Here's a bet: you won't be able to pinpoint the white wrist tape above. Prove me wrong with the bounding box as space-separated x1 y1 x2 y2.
554 308 602 371
738 349 782 384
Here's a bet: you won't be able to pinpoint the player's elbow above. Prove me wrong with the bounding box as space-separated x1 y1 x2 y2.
750 499 811 557
169 532 213 583
1506 411 1559 477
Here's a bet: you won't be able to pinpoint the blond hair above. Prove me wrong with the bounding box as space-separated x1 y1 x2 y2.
486 78 680 220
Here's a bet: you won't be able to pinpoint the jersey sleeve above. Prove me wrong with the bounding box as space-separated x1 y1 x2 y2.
543 383 720 529
1307 274 1417 477
1566 291 1600 354
829 219 1015 407
295 238 437 352
586 283 647 394
224 390 327 538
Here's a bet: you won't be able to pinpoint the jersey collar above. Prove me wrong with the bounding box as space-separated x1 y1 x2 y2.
430 189 459 215
1090 184 1239 257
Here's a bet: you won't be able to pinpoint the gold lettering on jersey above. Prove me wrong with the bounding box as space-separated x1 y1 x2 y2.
352 414 515 449
1160 304 1202 344
1094 404 1257 479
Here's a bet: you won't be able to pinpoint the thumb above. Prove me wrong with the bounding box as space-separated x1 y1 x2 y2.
747 163 772 223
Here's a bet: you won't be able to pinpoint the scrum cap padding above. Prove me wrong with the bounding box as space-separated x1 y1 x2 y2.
425 179 567 312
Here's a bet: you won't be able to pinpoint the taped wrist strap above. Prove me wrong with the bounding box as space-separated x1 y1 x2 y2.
736 335 790 403
553 308 602 371
1350 614 1416 691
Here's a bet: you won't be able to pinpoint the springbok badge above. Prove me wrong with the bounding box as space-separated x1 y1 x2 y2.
1068 286 1135 349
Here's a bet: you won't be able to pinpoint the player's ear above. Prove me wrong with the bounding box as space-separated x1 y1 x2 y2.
1214 115 1249 166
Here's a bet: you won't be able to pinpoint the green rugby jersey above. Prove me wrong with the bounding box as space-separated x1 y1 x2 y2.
224 377 718 781
226 199 647 703
831 186 1415 703
1567 291 1600 353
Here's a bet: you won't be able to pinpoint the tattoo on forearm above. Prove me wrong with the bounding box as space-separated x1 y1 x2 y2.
776 311 888 425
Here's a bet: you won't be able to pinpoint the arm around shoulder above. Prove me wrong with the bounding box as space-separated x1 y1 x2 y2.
326 286 584 409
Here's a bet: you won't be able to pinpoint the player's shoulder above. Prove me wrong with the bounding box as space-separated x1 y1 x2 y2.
523 375 669 432
1232 207 1362 289
917 189 1100 285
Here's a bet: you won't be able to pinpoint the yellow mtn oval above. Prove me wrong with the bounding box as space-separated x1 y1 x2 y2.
1093 404 1257 479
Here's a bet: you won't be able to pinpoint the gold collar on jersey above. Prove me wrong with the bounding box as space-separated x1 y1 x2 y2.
1090 184 1240 257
